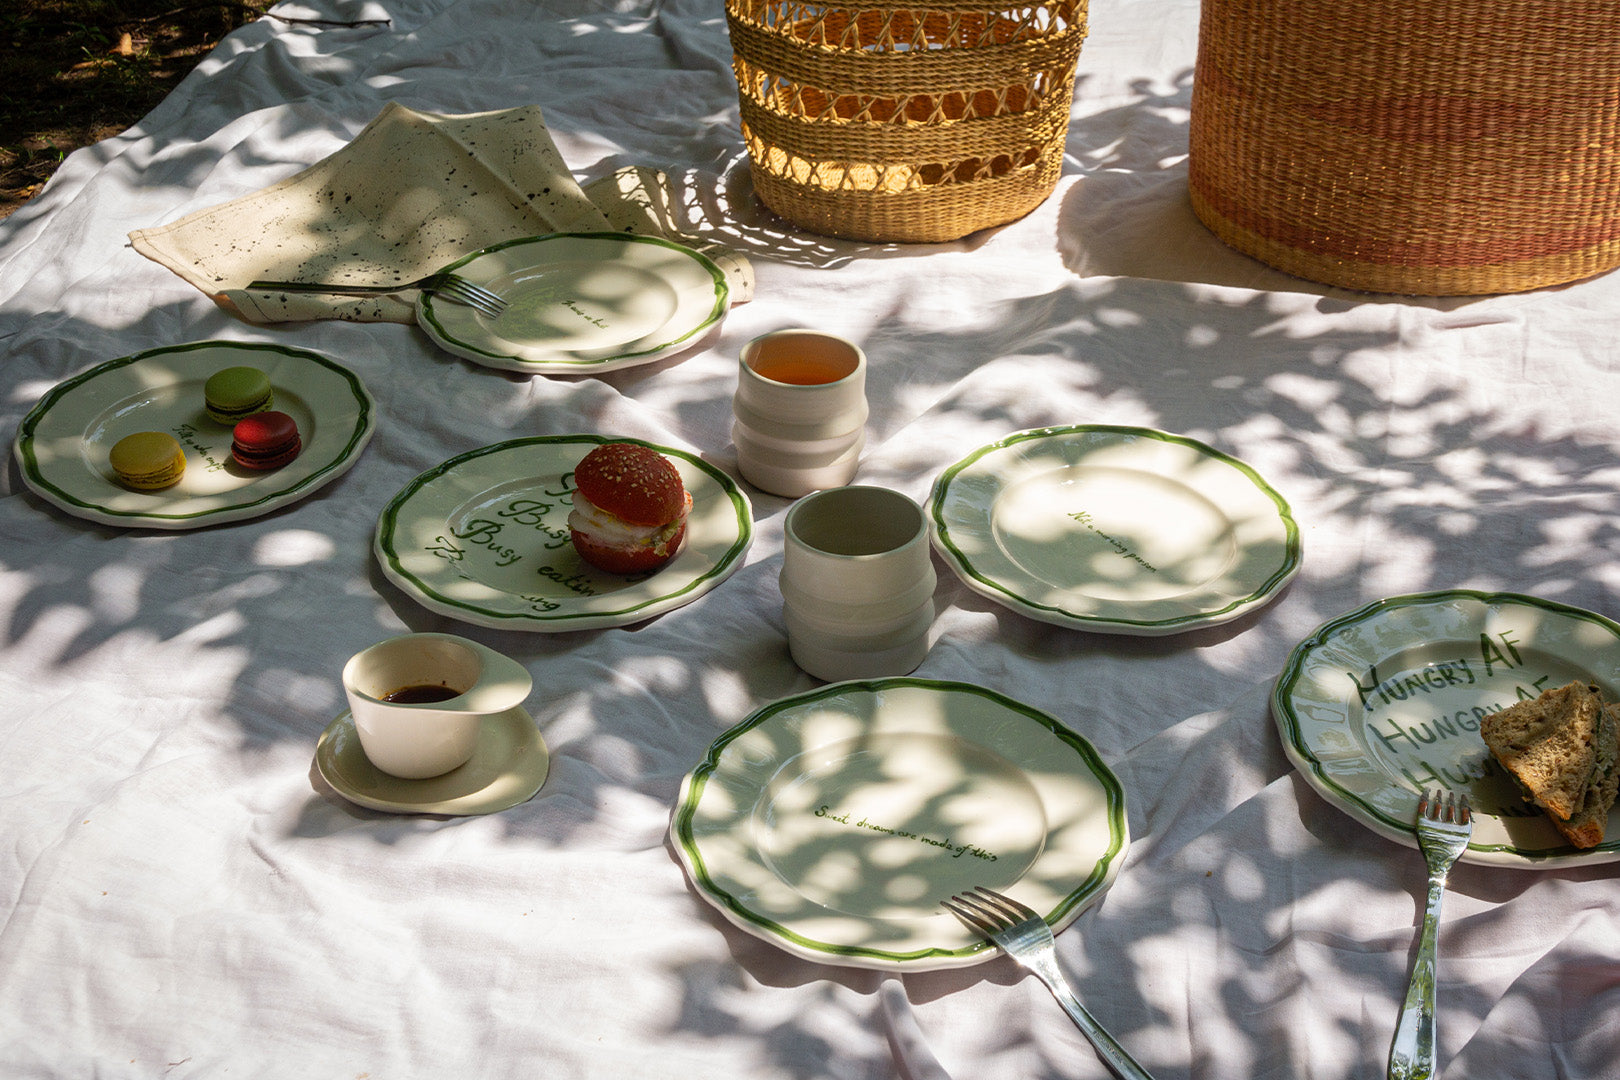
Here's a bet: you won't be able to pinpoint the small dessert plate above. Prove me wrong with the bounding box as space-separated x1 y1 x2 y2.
416 232 729 374
374 435 752 631
928 425 1301 635
670 678 1130 971
1274 589 1620 866
315 705 549 816
13 340 375 530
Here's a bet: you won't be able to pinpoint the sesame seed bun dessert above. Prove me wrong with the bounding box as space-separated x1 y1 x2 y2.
1481 680 1619 849
568 442 693 574
204 365 273 425
109 431 186 491
231 410 302 470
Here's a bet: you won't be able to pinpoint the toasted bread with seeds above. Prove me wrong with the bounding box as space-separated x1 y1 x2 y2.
1480 680 1604 822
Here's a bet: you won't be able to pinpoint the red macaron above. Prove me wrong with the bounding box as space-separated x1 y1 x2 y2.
231 410 302 470
568 442 692 574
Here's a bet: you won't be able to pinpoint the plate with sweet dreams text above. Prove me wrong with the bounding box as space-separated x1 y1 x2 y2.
670 678 1129 970
1273 590 1620 866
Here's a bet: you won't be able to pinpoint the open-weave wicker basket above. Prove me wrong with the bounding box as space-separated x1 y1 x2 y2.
726 0 1088 243
1188 0 1620 295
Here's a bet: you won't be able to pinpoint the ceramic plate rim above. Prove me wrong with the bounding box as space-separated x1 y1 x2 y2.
1273 588 1620 867
415 232 729 374
315 705 549 816
373 435 752 631
669 677 1130 971
927 425 1301 635
12 340 376 530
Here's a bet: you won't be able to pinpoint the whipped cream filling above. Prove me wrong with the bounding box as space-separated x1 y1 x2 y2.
568 496 688 550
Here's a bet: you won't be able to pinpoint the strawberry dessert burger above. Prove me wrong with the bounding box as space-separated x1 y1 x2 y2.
568 442 693 574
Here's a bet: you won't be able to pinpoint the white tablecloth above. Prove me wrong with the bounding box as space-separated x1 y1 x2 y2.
2 1 1616 1076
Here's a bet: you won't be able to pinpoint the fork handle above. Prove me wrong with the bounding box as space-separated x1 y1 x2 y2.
1028 955 1155 1080
246 280 404 296
1388 869 1446 1080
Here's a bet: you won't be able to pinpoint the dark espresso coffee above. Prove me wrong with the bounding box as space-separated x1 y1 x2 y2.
380 683 461 704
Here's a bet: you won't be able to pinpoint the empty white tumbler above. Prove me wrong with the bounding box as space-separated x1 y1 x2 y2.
780 485 936 682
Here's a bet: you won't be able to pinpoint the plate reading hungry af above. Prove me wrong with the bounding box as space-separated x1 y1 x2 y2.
374 435 751 631
928 425 1301 634
670 678 1129 970
1273 589 1620 866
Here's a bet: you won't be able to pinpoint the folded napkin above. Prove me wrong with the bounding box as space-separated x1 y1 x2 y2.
129 102 753 324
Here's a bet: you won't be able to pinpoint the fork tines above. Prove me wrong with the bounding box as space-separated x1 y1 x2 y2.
941 885 1035 931
1419 788 1471 825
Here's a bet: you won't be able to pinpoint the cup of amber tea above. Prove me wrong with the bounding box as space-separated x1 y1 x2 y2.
341 633 532 778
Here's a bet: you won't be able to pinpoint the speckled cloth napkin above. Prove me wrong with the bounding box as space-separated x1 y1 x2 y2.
128 102 753 324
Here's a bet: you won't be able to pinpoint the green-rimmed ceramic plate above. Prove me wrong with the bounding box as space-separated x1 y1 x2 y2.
374 435 751 631
416 232 728 373
928 425 1301 635
1273 589 1620 867
13 340 375 530
670 678 1129 971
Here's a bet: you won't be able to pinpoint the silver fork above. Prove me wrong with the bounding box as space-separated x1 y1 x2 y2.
942 886 1154 1080
246 271 507 318
1388 789 1473 1080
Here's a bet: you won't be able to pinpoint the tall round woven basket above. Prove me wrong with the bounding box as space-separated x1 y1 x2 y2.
726 0 1088 244
1188 0 1620 295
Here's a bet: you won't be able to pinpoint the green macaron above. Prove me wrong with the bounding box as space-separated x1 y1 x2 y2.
203 366 273 425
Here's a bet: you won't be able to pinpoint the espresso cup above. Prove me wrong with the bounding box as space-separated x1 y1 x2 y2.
733 329 868 498
341 633 532 779
780 486 936 682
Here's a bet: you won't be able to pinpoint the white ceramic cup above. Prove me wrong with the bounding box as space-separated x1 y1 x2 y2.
341 633 533 779
733 329 868 498
780 486 937 682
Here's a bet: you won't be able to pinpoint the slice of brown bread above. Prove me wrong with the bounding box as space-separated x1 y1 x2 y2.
1480 680 1604 822
1548 703 1619 849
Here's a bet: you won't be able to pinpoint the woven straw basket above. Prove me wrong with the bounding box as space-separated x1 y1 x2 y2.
726 0 1088 243
1188 0 1620 295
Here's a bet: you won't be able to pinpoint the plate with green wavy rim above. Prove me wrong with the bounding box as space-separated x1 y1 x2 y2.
928 425 1301 635
1273 589 1620 866
416 233 728 374
13 340 375 530
374 435 751 631
670 678 1129 970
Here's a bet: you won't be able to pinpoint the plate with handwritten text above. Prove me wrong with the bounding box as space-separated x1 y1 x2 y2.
13 340 374 530
1273 590 1620 866
416 233 729 374
670 678 1129 970
927 426 1300 635
374 435 751 631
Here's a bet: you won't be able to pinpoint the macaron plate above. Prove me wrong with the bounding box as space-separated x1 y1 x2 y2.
415 232 729 374
373 435 752 631
14 341 375 529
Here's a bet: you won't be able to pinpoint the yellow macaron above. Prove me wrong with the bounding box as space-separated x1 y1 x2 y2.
109 431 186 491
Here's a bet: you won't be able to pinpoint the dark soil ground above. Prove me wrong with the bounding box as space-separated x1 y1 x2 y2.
1 0 274 219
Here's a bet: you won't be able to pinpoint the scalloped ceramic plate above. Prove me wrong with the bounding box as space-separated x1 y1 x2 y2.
374 435 752 631
927 425 1301 635
13 340 375 530
670 678 1130 971
416 232 728 373
1273 590 1620 866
